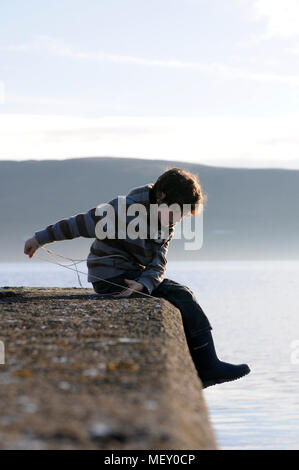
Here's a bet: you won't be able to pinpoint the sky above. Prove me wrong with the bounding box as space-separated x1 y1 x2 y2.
1 0 299 168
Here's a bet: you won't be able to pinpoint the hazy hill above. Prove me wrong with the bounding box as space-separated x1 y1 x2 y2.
1 157 298 262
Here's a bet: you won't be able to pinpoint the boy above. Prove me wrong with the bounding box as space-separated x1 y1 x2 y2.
24 167 250 388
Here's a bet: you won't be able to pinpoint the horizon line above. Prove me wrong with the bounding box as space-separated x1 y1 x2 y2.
0 155 298 172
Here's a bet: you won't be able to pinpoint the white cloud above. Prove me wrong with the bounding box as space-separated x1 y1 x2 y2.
1 113 299 169
5 92 80 107
1 35 208 67
237 0 299 50
2 35 299 86
252 0 299 39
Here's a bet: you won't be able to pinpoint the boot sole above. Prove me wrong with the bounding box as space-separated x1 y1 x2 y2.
201 366 251 389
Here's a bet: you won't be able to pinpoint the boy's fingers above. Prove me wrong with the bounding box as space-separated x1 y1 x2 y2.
27 247 36 258
116 292 130 298
111 291 124 298
112 288 133 298
112 280 138 297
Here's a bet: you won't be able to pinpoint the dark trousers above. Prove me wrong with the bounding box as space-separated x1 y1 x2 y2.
92 270 212 344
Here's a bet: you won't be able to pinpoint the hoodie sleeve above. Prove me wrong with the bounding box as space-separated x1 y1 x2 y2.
136 230 174 295
34 207 100 246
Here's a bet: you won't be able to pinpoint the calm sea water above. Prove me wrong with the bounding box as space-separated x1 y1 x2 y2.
1 259 299 450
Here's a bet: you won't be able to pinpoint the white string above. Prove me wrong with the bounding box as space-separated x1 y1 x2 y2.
33 246 154 299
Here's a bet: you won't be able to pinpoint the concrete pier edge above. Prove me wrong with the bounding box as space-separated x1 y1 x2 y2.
0 287 217 450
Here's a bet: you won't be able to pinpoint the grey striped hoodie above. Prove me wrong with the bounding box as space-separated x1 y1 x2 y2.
34 183 175 294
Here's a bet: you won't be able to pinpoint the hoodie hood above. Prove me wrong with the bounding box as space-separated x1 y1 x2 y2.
126 183 154 205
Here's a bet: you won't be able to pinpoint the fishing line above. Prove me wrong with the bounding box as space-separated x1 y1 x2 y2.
33 246 154 299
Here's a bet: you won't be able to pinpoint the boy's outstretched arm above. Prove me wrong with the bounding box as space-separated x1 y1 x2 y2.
24 207 99 258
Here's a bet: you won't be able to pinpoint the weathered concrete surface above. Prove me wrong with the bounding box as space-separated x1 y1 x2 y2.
0 287 217 450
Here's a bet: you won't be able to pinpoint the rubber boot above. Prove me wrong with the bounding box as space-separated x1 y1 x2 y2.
188 330 250 389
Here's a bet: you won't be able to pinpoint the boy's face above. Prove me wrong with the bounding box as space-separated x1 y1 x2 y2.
156 191 185 227
158 207 183 226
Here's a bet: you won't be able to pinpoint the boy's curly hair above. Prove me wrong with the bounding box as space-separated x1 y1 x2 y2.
152 167 207 216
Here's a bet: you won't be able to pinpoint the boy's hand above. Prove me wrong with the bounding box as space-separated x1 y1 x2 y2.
112 279 146 298
24 236 40 258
